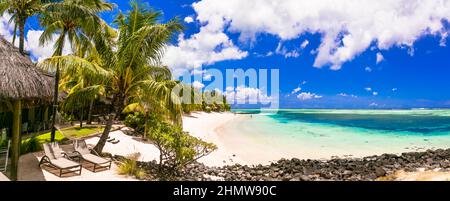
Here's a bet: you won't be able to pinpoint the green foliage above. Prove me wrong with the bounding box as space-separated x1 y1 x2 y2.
20 136 42 155
124 112 145 131
117 153 146 179
37 1 184 153
124 112 160 134
147 122 217 173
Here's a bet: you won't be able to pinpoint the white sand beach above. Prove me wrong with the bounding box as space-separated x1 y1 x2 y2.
13 111 450 181
83 112 247 167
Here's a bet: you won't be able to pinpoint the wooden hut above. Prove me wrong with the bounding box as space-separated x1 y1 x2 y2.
0 37 53 181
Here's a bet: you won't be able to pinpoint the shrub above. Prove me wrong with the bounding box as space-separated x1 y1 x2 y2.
117 153 146 179
20 137 42 155
147 122 217 174
124 112 145 132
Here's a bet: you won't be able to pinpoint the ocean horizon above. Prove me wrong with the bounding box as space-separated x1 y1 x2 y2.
216 109 450 163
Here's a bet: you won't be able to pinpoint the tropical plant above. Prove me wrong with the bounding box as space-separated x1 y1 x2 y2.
147 121 217 174
20 136 42 155
38 1 183 153
39 0 115 142
117 153 146 179
0 0 52 53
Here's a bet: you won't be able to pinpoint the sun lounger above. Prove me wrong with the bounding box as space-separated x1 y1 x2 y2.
39 142 82 177
0 172 9 181
0 140 10 172
72 140 112 172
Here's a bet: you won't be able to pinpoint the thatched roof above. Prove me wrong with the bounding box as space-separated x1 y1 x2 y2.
0 37 53 101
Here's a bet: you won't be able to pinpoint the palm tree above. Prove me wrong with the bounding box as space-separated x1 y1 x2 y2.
0 0 52 54
39 0 115 142
38 1 183 153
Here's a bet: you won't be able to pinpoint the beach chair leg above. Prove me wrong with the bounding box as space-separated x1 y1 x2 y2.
93 164 97 172
59 169 63 177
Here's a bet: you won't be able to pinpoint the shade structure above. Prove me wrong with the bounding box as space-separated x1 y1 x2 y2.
0 36 54 181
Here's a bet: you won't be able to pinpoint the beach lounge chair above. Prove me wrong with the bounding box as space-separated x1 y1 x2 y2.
39 142 82 177
72 140 112 172
0 140 10 172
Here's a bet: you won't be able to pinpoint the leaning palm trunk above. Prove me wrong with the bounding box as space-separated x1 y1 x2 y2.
93 94 117 153
93 113 114 153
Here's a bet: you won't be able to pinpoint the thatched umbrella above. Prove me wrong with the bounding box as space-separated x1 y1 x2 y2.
0 36 53 181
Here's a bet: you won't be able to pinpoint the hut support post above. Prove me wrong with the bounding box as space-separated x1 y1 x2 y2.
11 100 21 181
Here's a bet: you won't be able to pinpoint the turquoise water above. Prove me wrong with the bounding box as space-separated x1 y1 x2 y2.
222 109 450 162
234 109 450 135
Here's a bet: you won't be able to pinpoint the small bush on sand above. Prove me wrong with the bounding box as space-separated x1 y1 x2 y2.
147 122 217 176
118 153 146 179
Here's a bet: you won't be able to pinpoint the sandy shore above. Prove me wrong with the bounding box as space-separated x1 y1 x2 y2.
182 112 246 166
81 112 245 167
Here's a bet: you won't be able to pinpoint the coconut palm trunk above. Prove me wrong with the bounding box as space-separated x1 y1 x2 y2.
79 106 83 128
93 95 117 153
87 99 94 124
49 39 64 142
50 64 60 142
18 18 25 54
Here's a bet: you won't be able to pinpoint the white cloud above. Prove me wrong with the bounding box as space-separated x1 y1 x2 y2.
392 88 398 92
373 91 379 96
365 87 372 92
338 93 357 98
365 66 373 72
162 16 248 75
191 69 206 75
184 16 194 23
297 92 322 101
376 52 384 64
291 87 301 94
191 0 450 70
300 40 309 49
224 86 274 103
275 42 300 58
192 81 205 89
203 73 212 80
1 14 71 62
369 102 379 107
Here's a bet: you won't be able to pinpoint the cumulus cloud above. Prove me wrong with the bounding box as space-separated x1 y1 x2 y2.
300 40 309 49
191 0 450 70
1 14 71 62
184 16 194 23
392 88 398 92
369 102 379 107
162 17 248 75
338 93 357 98
192 81 205 89
224 86 274 104
365 66 373 72
297 92 322 101
291 87 301 94
376 52 385 64
373 92 379 96
365 87 372 92
275 42 300 58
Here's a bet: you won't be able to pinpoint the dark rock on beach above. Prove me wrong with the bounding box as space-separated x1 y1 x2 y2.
114 148 450 181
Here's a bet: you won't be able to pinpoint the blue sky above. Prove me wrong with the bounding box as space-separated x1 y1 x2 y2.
1 0 450 109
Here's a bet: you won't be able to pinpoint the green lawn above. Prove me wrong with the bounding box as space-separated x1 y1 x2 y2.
24 126 104 144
